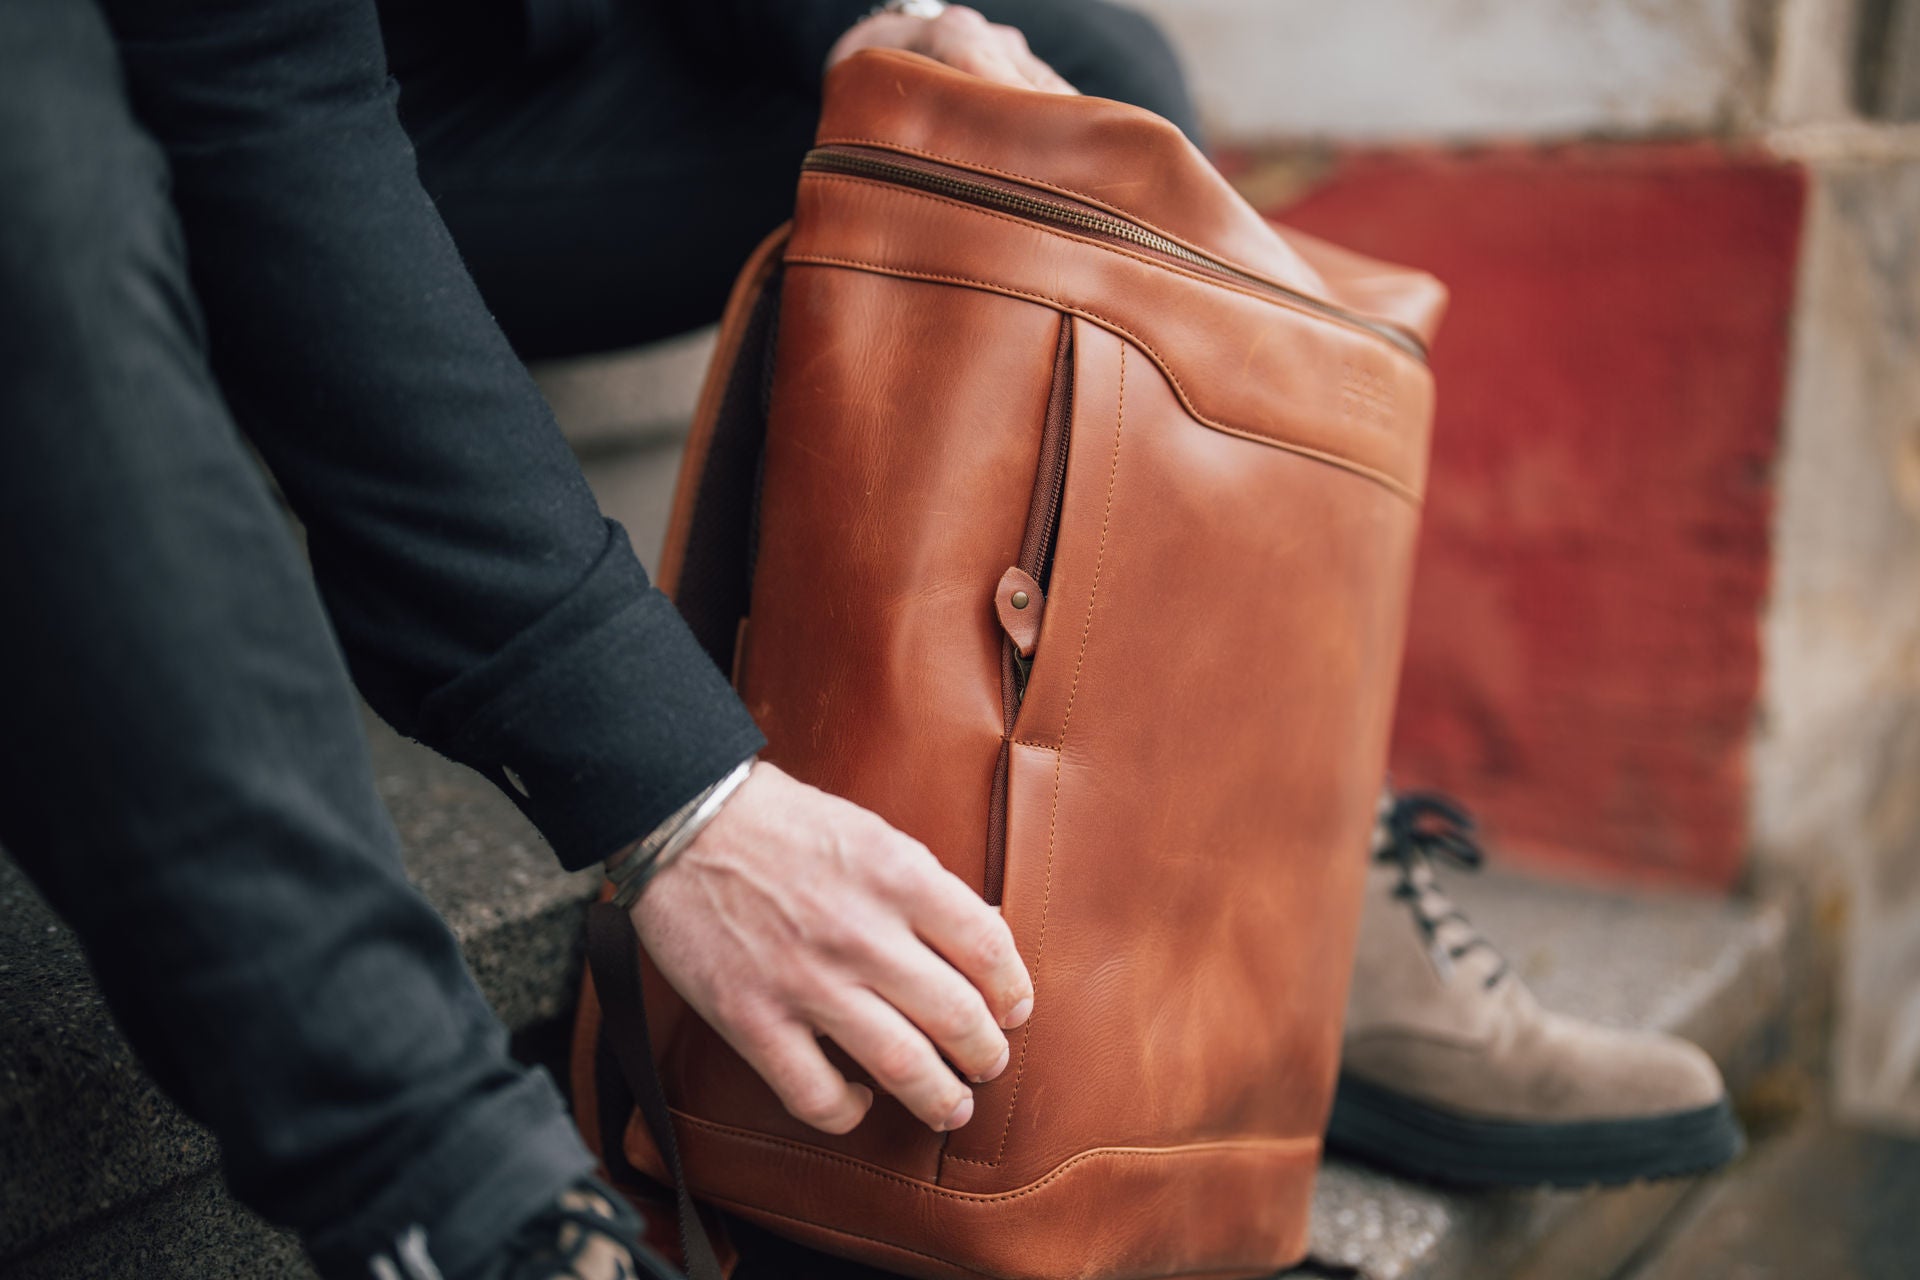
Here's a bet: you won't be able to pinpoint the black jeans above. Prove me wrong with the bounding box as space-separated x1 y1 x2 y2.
397 0 1200 361
0 0 761 1276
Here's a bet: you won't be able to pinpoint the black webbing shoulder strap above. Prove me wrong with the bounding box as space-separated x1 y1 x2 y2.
584 901 726 1280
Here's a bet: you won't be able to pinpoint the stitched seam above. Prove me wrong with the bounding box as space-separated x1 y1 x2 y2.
1062 342 1122 749
701 1192 1304 1280
675 1106 1318 1200
968 343 1125 1168
1008 739 1065 751
782 253 1422 506
803 172 1421 364
945 747 1058 1170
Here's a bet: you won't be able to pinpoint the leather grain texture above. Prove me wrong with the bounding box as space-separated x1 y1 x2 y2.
572 50 1444 1280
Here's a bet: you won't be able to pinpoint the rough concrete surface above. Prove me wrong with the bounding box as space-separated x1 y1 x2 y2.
531 326 716 451
578 434 692 576
11 1171 313 1280
1753 155 1920 1130
1619 1106 1920 1279
1770 0 1866 125
0 857 220 1258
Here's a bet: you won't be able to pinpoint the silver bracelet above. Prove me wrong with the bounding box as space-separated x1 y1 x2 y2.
870 0 948 18
606 758 755 908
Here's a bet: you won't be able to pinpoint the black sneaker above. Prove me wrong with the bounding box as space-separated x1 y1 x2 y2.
477 1178 680 1280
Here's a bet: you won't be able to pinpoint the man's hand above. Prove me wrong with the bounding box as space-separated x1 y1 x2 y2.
826 5 1078 95
628 762 1034 1136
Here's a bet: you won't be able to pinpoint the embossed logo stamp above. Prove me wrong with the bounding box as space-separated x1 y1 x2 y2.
1340 362 1397 427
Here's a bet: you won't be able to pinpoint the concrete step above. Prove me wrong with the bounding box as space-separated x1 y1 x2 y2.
577 431 689 578
530 330 716 453
1615 1103 1920 1279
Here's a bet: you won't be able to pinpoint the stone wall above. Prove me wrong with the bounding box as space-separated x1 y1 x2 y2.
1757 0 1920 1133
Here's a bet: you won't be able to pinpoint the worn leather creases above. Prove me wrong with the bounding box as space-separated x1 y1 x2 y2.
784 249 1428 505
574 49 1440 1279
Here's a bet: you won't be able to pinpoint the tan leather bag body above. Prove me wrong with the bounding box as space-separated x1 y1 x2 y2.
574 50 1446 1280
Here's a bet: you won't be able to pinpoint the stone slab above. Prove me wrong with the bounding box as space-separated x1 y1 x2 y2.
531 326 714 451
1752 155 1920 1132
9 1171 313 1280
579 435 691 577
1618 1105 1920 1279
0 858 219 1258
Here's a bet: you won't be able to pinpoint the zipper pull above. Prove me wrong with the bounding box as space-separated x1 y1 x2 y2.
994 566 1045 659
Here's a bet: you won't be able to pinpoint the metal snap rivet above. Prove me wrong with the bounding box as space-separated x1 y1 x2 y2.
1011 591 1030 609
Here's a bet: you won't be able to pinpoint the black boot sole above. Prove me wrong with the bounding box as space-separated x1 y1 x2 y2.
1325 1072 1746 1189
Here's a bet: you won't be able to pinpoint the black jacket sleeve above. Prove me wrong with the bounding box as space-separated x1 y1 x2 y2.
102 0 764 870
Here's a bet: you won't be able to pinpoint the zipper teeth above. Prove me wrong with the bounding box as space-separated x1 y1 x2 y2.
1021 326 1074 580
802 147 1427 364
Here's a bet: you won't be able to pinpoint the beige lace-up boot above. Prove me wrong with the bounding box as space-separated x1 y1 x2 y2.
1326 791 1744 1187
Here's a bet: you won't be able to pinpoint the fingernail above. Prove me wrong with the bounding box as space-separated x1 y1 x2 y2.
942 1095 975 1131
1002 997 1033 1029
973 1045 1011 1084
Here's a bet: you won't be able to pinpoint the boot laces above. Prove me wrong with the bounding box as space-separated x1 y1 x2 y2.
487 1183 677 1280
1375 791 1509 990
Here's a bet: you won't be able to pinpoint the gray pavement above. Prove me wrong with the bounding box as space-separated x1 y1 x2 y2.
1619 1108 1920 1280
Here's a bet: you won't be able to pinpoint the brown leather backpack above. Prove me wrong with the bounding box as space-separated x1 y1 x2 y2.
573 49 1445 1280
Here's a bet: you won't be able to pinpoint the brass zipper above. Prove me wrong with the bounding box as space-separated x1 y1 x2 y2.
802 144 1429 364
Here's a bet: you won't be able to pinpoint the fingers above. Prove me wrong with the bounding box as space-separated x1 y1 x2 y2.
726 1012 875 1135
987 19 1079 95
907 863 1034 1030
925 29 1024 88
862 925 1011 1083
629 764 1033 1141
924 8 1078 95
1011 44 1078 95
816 987 977 1132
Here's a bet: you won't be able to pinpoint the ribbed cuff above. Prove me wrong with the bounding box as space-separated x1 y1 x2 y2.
418 520 765 870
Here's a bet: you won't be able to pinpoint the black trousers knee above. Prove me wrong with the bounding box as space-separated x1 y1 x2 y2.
0 1 761 1273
